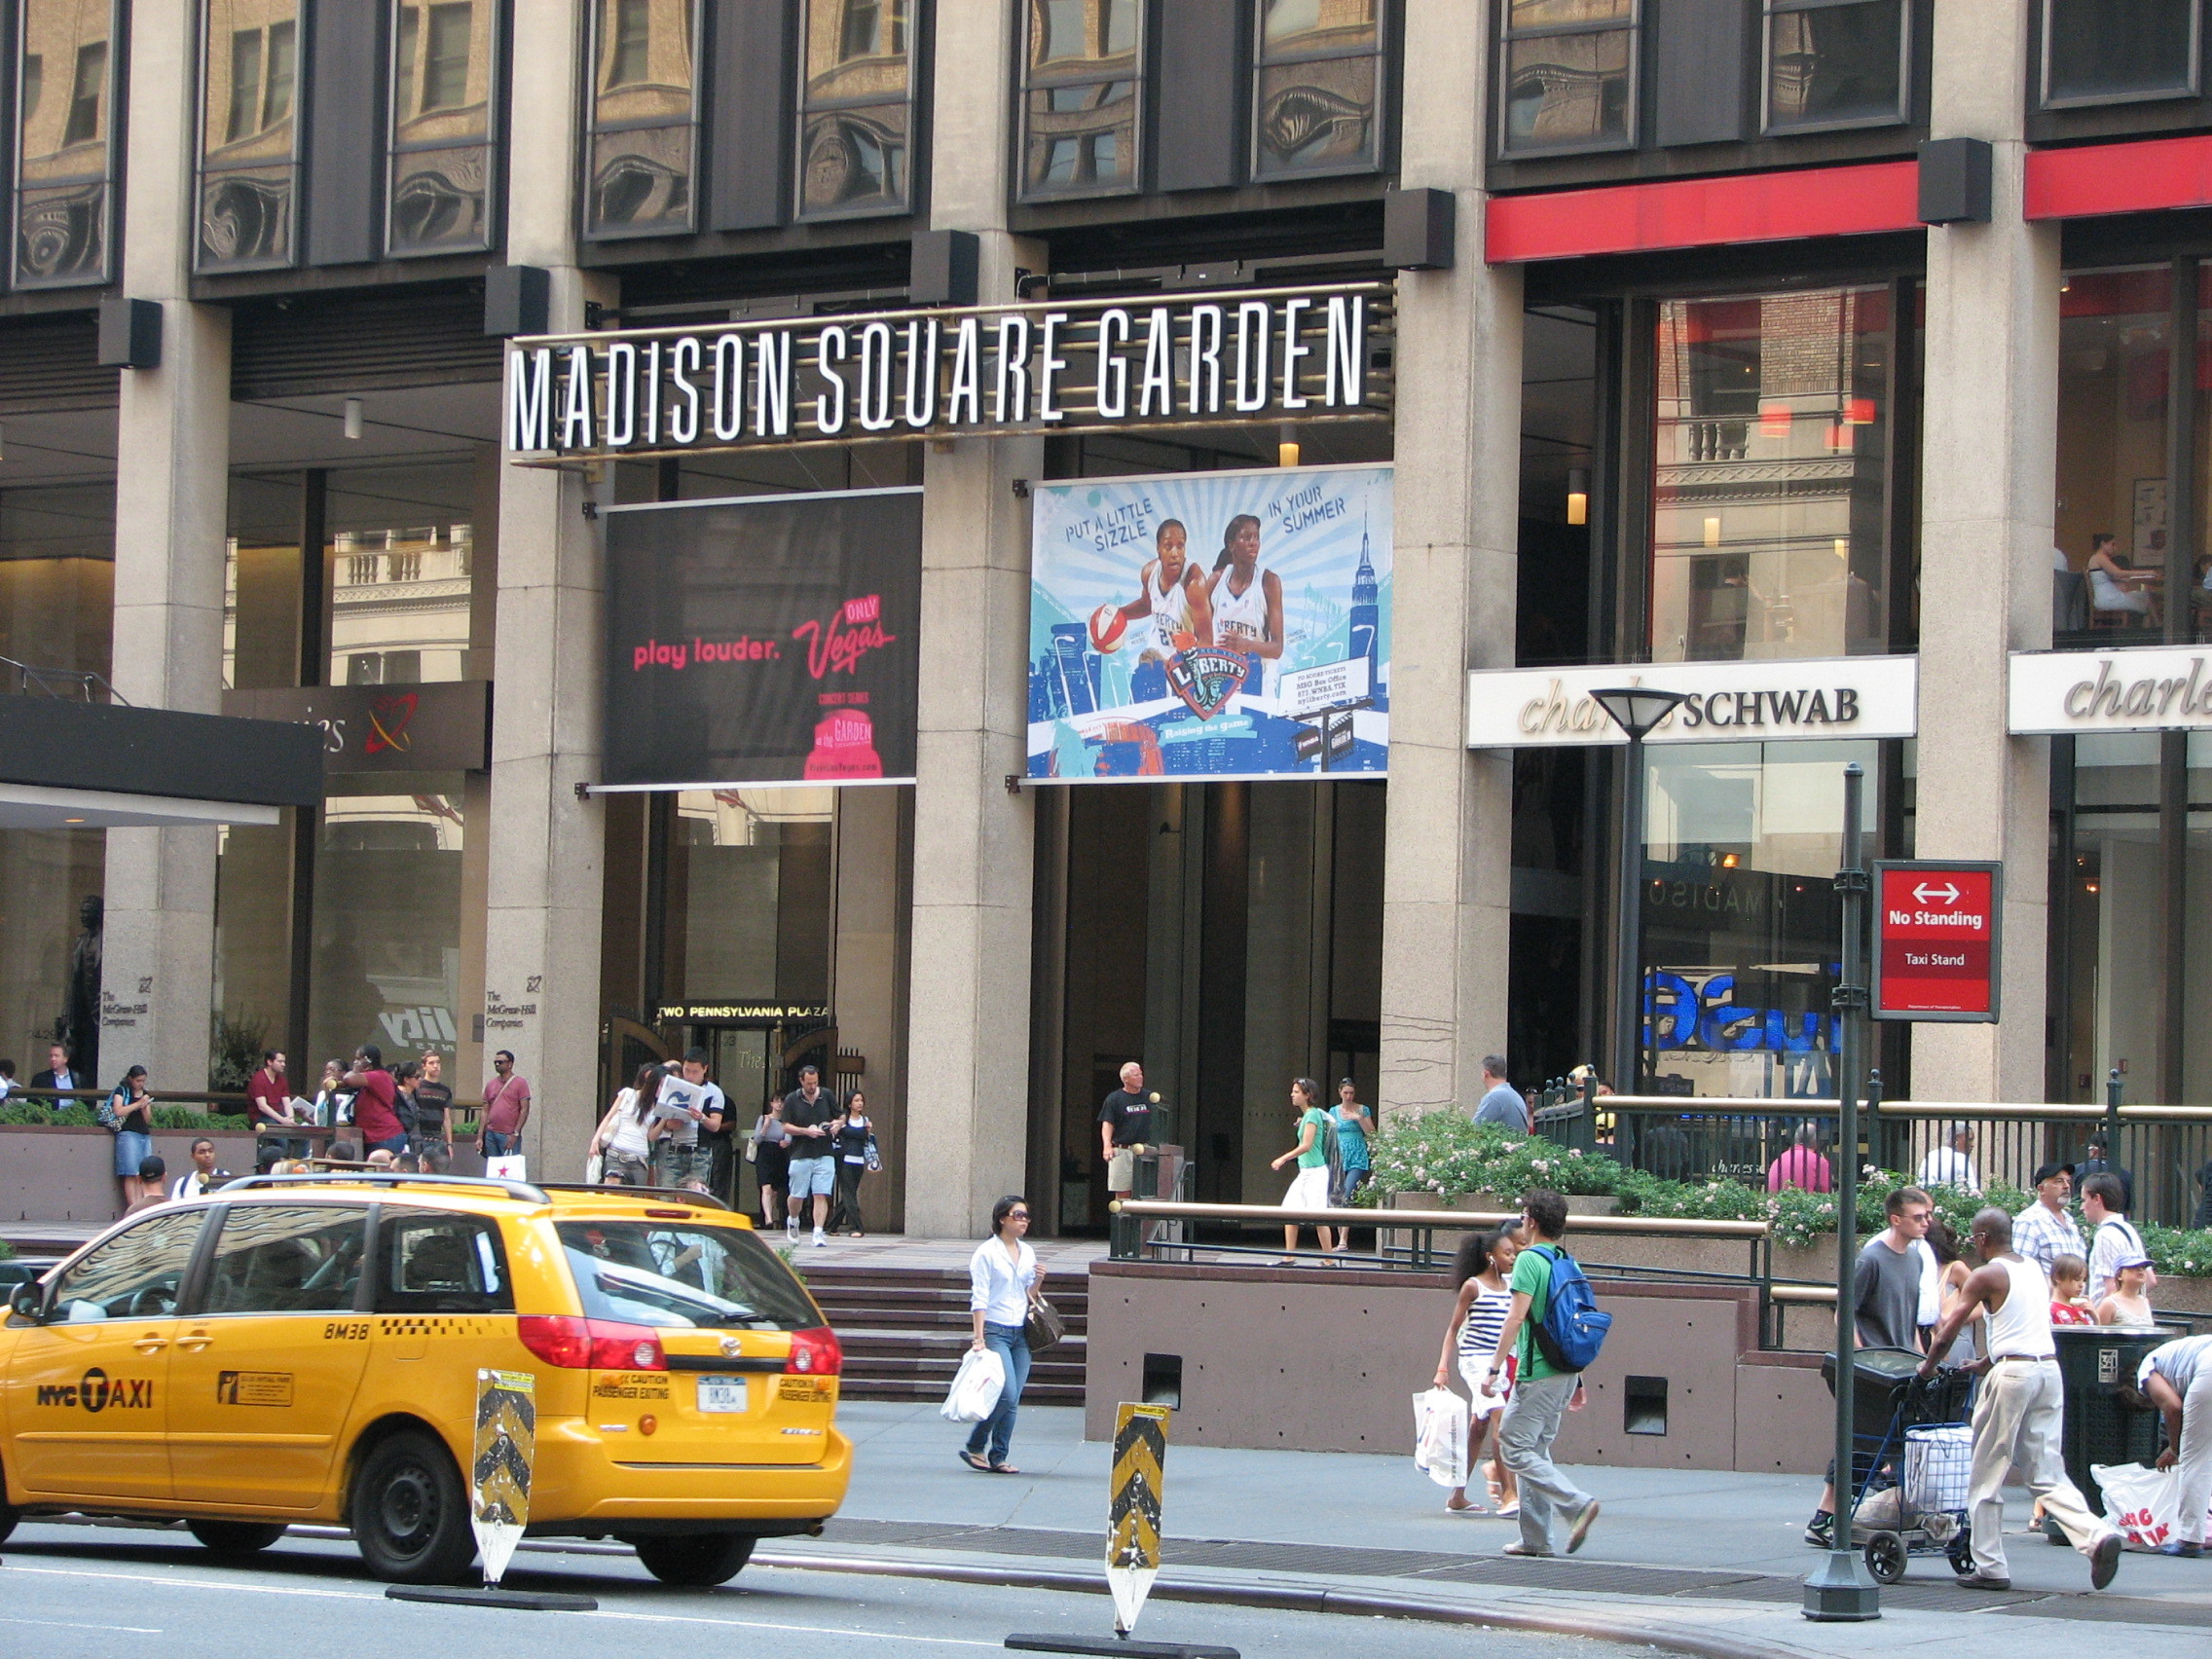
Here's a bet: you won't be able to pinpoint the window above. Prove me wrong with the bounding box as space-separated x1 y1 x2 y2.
1020 0 1142 199
584 0 700 238
1252 0 1385 179
556 1219 822 1330
1649 288 1897 663
201 1205 367 1315
798 0 914 218
387 0 500 256
12 0 119 288
197 0 304 271
1762 0 1908 133
1499 0 1637 155
2043 0 2199 108
44 1211 206 1324
375 1209 513 1313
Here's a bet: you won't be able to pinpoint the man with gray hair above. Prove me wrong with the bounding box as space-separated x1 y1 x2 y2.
1099 1061 1154 1201
1473 1056 1529 1132
1917 1122 1981 1195
1921 1206 2121 1592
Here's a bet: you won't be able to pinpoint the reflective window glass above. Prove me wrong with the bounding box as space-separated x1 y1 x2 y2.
585 0 698 237
375 1208 512 1313
1500 0 1637 154
47 1211 205 1323
387 0 498 255
663 790 833 1006
557 1220 820 1330
799 0 912 218
12 0 117 287
1253 0 1383 179
1650 287 1894 663
201 1205 367 1315
198 0 302 270
2044 0 2198 107
1763 0 1907 132
1021 0 1142 198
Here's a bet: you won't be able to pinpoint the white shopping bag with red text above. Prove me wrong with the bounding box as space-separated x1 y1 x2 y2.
2092 1461 2182 1549
1412 1387 1468 1490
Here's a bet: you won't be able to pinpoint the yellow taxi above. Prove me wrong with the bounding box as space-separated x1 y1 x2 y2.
0 1172 851 1585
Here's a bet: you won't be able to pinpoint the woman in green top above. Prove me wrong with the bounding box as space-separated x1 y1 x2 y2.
1269 1078 1337 1261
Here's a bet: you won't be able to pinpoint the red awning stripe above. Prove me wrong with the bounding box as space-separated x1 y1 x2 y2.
2025 133 2212 221
1485 161 1922 263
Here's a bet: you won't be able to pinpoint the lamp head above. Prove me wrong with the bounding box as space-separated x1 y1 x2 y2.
1590 685 1689 741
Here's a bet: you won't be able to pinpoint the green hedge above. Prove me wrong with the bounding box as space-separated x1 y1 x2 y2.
1359 1109 2211 1273
0 1102 249 1130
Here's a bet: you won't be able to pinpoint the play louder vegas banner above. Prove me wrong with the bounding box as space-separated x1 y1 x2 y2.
1027 464 1392 780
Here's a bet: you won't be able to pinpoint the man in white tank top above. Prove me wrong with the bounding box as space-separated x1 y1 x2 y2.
1922 1206 2122 1591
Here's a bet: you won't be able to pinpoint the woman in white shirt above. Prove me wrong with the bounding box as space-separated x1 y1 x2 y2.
589 1065 662 1186
961 1194 1043 1474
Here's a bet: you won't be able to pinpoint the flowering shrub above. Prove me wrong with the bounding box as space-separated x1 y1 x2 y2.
1357 1108 2212 1269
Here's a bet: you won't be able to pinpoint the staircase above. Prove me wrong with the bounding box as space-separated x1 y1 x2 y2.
804 1264 1089 1406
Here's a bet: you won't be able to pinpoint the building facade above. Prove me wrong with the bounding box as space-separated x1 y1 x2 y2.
3 1 2210 1235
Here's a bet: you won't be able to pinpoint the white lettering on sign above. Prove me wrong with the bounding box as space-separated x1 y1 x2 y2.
506 285 1388 461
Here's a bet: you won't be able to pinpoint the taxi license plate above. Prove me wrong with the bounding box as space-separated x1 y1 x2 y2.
697 1376 749 1413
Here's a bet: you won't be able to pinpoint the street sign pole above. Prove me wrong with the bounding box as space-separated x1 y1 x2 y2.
1804 762 1880 1623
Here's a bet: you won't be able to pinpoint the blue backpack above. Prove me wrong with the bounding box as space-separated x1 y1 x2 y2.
1529 1243 1611 1373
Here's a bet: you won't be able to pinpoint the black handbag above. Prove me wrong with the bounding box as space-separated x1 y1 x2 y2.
1022 1291 1065 1353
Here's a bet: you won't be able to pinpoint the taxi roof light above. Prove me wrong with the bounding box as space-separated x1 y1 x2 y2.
517 1314 668 1372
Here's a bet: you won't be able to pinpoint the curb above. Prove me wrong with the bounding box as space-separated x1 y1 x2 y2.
750 1547 1827 1659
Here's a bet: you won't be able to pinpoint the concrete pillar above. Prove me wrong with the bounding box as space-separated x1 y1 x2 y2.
901 0 1044 1235
483 0 613 1173
1912 2 2057 1106
98 4 230 1090
1377 1 1523 1120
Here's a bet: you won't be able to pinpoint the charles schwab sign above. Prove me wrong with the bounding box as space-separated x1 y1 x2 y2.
2009 645 2212 734
222 680 491 774
1465 655 1918 749
507 283 1391 461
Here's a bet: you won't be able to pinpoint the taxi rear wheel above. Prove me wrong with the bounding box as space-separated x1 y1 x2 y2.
631 1532 756 1587
350 1428 477 1584
188 1521 288 1556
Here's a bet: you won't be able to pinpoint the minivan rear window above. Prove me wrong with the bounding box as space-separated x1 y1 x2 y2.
555 1220 820 1331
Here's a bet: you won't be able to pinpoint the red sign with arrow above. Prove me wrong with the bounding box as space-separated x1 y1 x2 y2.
1870 861 2002 1022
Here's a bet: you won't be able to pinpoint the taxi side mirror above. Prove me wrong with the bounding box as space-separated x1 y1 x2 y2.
8 1282 45 1322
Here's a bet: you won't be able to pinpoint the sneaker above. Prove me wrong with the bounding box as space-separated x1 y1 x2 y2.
1954 1571 2012 1591
1567 1499 1601 1555
786 1219 799 1240
2154 1540 2203 1558
1502 1541 1553 1558
2090 1531 2122 1590
1804 1518 1834 1549
812 1229 827 1248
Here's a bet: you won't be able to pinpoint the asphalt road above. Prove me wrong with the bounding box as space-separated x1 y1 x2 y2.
0 1523 1646 1659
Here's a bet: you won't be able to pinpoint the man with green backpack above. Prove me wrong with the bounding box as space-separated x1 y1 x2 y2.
1483 1188 1611 1558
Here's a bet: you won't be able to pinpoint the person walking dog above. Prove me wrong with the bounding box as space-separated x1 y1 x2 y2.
961 1195 1043 1475
1919 1205 2122 1592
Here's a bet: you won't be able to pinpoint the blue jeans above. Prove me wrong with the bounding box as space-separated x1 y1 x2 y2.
481 1130 517 1158
965 1322 1031 1466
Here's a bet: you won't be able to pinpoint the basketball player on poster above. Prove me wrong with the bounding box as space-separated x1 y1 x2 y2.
1088 517 1215 662
1208 513 1284 700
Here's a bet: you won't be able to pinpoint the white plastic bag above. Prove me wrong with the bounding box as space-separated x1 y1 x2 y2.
940 1346 1007 1423
2093 1461 2184 1549
486 1154 527 1183
1412 1387 1469 1490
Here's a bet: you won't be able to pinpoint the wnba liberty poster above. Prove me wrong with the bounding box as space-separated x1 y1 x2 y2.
1027 465 1391 780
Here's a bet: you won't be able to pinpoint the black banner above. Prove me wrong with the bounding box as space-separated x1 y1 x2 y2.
603 489 922 788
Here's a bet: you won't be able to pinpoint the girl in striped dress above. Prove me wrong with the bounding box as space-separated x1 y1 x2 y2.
1434 1224 1523 1515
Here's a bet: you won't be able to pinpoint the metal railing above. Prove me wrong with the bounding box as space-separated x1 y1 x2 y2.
0 653 126 703
1521 1074 2212 1229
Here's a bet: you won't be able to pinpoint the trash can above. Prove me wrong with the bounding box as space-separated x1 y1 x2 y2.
2051 1324 2182 1516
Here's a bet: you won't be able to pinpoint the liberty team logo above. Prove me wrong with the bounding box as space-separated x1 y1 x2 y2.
1163 647 1247 720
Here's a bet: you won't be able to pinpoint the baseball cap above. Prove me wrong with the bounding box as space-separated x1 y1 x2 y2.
2031 1161 2075 1187
2118 1254 2154 1272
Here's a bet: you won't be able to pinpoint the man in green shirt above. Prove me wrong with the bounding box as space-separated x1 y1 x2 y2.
1485 1188 1600 1558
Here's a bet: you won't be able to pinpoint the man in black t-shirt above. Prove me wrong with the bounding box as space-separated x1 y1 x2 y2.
413 1051 456 1173
781 1065 835 1244
1099 1060 1154 1200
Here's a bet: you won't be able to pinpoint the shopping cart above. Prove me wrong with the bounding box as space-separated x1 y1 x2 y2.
1821 1346 1977 1583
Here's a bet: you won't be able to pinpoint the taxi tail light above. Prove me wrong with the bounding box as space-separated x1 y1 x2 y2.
516 1314 667 1372
788 1325 843 1376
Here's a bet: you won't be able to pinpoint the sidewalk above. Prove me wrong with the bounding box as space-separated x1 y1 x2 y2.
760 1399 2212 1659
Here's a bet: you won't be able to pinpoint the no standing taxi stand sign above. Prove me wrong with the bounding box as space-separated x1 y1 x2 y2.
1870 863 2002 1022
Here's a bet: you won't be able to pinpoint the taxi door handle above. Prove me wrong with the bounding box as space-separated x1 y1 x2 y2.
174 1331 213 1352
132 1334 169 1354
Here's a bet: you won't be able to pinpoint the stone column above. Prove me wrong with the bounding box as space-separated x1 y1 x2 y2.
1912 3 2057 1106
901 0 1045 1235
483 1 614 1173
98 4 230 1090
1377 2 1523 1120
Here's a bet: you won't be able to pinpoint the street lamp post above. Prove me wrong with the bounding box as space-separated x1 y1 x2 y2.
1590 687 1689 1099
